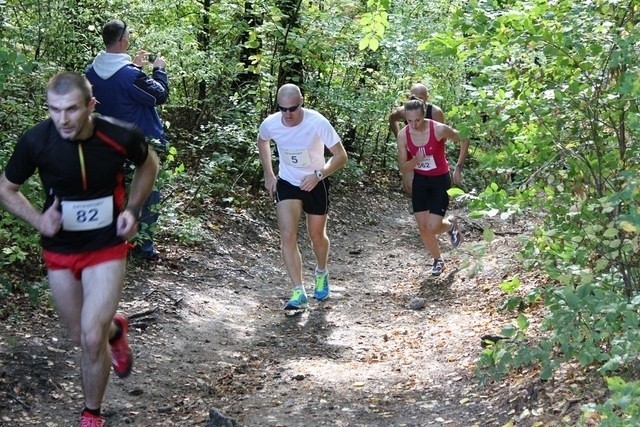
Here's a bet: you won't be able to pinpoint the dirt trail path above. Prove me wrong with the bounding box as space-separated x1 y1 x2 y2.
1 186 535 426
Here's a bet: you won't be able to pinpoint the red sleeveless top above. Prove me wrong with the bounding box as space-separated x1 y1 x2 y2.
405 119 449 176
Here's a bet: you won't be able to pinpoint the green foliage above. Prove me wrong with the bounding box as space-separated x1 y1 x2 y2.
3 1 639 419
0 45 34 93
160 212 214 246
2 0 473 197
3 0 104 71
0 47 44 273
358 0 389 52
0 181 43 272
467 182 525 221
583 377 640 425
424 0 640 418
476 313 558 383
131 142 185 247
0 275 10 300
0 278 48 307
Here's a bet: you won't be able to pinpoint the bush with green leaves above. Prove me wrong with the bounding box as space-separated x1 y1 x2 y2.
0 196 39 275
425 0 640 421
583 376 640 425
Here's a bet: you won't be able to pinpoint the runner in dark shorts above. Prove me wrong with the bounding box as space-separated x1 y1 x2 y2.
388 83 446 196
0 71 159 426
276 177 330 215
412 172 451 216
257 83 348 312
396 98 470 276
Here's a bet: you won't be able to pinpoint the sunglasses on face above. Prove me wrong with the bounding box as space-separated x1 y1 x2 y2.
277 103 300 113
119 21 128 41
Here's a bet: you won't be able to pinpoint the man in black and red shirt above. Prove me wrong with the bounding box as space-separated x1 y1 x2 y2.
0 71 159 426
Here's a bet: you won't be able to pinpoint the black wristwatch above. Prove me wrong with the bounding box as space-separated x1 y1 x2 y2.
314 170 324 180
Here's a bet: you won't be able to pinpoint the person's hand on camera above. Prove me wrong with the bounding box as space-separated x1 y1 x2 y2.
152 53 166 69
132 50 149 67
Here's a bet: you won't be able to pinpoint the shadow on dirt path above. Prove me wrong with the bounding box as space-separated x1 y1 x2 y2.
1 185 548 426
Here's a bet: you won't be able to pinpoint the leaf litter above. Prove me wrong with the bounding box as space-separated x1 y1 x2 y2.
0 183 602 426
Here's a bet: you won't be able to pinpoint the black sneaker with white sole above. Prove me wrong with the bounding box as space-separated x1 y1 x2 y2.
430 258 445 276
447 216 463 248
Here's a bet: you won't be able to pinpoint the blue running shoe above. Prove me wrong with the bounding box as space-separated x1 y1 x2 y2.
284 287 308 310
313 271 330 301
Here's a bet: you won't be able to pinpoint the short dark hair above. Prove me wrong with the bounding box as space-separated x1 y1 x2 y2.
102 19 127 46
46 72 93 104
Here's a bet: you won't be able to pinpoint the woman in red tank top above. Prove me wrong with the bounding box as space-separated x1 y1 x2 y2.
396 99 470 276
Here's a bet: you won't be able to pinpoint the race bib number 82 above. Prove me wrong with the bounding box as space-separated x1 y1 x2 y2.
61 195 114 231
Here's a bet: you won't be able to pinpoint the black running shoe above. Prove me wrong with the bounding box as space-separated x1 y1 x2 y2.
447 216 463 248
430 258 445 276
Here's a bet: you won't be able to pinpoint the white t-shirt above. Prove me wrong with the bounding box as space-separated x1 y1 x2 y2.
259 108 341 186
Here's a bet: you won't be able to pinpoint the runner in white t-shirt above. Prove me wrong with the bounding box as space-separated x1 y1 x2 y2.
257 83 348 312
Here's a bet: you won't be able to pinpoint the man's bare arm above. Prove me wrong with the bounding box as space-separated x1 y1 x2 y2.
126 148 160 215
0 173 62 236
388 107 405 138
431 105 446 124
320 142 348 177
435 123 470 168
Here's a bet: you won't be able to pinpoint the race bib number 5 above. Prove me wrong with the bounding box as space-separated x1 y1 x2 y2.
61 195 114 231
281 149 311 168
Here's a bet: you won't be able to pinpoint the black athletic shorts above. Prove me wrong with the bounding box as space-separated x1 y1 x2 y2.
412 172 450 216
276 178 330 215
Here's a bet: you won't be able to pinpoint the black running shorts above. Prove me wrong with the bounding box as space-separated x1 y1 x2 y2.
276 178 330 215
412 172 451 216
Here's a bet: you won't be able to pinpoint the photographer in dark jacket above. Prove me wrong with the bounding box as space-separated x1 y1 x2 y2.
86 19 169 261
